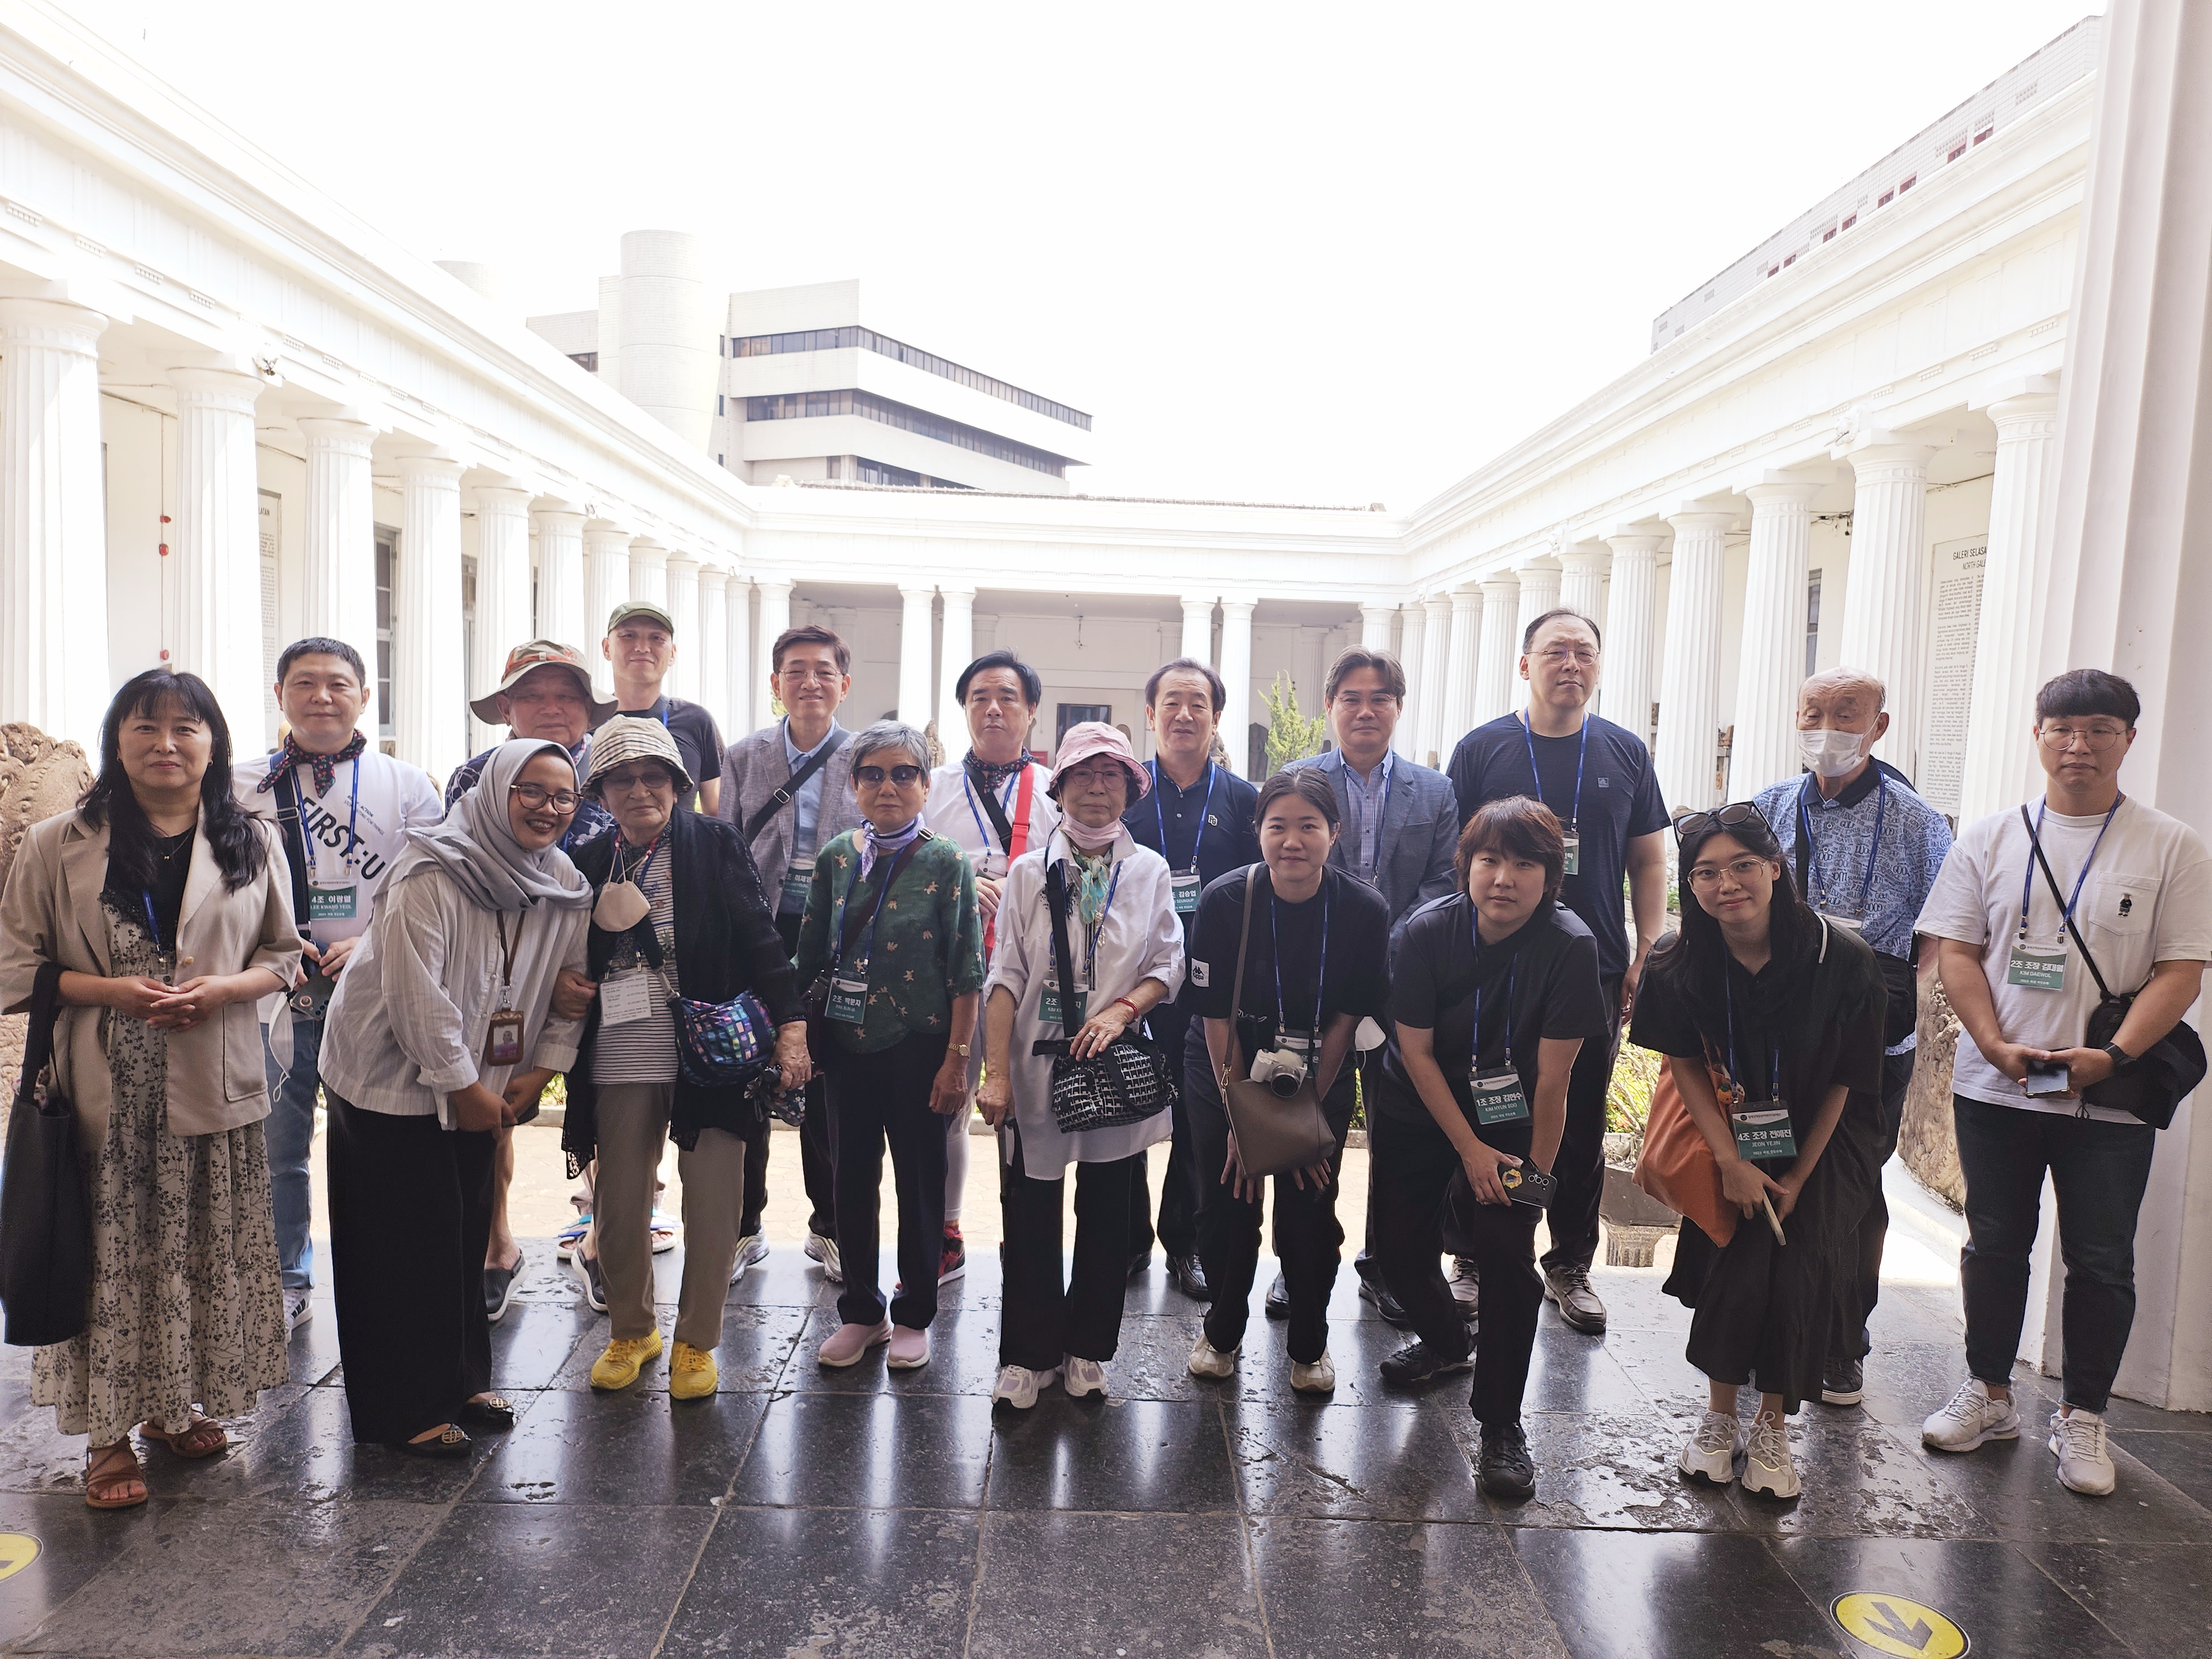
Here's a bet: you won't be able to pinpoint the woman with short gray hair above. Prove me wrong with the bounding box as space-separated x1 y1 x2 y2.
794 721 987 1373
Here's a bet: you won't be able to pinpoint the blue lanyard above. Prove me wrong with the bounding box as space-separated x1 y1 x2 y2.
1347 757 1394 873
1520 712 1588 833
2018 796 2124 944
273 752 361 877
962 771 1020 859
1469 906 1517 1068
1796 770 1885 918
1151 759 1217 874
1060 834 1125 986
139 890 169 956
1269 875 1330 1049
1722 971 1781 1105
619 831 664 889
831 838 907 974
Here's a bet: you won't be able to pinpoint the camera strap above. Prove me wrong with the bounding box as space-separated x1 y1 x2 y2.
1223 863 1261 1083
2025 806 2122 1005
1044 858 1082 1036
273 768 315 952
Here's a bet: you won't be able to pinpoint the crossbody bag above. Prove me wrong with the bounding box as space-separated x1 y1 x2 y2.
1029 857 1175 1134
1218 865 1337 1179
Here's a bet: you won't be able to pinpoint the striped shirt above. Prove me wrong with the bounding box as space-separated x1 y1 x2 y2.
591 840 682 1084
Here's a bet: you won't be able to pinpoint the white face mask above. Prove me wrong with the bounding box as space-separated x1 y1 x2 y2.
1797 727 1867 778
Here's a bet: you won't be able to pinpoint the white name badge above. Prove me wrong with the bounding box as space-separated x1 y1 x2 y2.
828 969 869 1024
781 855 815 911
1818 912 1866 935
1170 871 1201 915
2006 944 2067 992
1561 833 1580 878
1731 1107 1797 1162
600 969 655 1026
306 884 358 922
1469 1065 1531 1125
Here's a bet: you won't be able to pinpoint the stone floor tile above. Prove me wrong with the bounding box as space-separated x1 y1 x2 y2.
1086 1313 1212 1402
1213 1316 1429 1408
488 1303 598 1393
548 1304 810 1395
1851 1341 2057 1432
2022 1540 2212 1655
968 1510 1267 1656
2095 1391 2212 1433
728 1392 995 1510
783 1306 1002 1397
1905 1420 2212 1541
987 1396 1237 1512
1863 1282 1968 1348
0 1491 168 1648
0 1382 96 1498
1515 1325 1656 1415
186 1385 499 1504
1507 1528 1839 1658
469 1386 766 1507
721 1241 845 1310
1230 1399 1486 1521
1121 1259 1225 1319
1462 1409 1751 1533
283 1296 346 1386
338 1502 714 1659
661 1506 979 1659
18 1497 440 1657
1770 1535 2135 1658
2110 1428 2212 1509
1721 1414 1995 1539
1249 1516 1568 1658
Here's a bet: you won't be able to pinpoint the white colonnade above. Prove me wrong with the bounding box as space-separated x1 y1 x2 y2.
1835 438 1934 779
1730 476 1824 794
170 361 269 746
1655 509 1731 812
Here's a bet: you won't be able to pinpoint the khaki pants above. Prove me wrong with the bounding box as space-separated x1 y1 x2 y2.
590 1082 746 1349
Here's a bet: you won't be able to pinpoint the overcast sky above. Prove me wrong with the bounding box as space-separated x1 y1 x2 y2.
71 0 2100 510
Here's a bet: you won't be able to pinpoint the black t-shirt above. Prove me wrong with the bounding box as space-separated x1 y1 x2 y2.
1188 864 1390 1058
609 697 724 810
1124 760 1261 1011
104 827 194 951
1377 896 1609 1142
1446 712 1668 980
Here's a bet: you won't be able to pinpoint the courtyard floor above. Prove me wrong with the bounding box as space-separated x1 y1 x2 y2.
1 1133 2209 1659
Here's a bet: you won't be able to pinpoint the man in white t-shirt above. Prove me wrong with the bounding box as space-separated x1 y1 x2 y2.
234 638 443 1335
1914 670 2210 1498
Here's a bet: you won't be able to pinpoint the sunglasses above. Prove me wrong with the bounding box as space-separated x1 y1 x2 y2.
1671 801 1773 843
854 764 926 787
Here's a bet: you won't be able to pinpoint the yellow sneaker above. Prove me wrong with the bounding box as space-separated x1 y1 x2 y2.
669 1340 718 1401
588 1329 664 1390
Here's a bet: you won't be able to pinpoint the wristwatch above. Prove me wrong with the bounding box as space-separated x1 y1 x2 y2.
2101 1040 2133 1069
952 1042 972 1059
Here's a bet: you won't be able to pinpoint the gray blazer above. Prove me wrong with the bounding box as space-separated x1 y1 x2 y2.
1286 748 1459 926
718 720 864 898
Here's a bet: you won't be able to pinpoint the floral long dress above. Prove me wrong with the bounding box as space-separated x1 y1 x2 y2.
30 899 289 1442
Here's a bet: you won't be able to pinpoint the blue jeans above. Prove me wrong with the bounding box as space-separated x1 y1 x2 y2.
263 1016 324 1292
1954 1093 2156 1413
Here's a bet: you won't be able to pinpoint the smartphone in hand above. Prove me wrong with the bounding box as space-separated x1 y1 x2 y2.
2023 1058 2071 1097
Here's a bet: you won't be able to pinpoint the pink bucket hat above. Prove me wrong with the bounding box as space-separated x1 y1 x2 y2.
1050 721 1151 800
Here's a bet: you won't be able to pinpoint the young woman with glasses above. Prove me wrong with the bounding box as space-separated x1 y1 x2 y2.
1628 802 1888 1500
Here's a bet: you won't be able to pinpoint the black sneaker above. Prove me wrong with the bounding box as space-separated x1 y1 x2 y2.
1168 1253 1213 1302
1479 1423 1537 1500
483 1258 523 1323
1379 1340 1473 1386
1264 1271 1290 1319
1128 1248 1151 1282
1820 1355 1865 1406
571 1251 607 1314
1358 1276 1413 1329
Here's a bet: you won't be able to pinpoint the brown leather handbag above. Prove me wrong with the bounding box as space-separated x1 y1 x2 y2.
1218 865 1338 1180
1631 1053 1737 1249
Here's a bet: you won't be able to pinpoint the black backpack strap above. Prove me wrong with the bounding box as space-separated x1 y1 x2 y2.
1044 857 1081 1035
745 728 851 844
2023 805 2119 1003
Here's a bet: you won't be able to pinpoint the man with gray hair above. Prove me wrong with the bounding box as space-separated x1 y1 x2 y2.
1750 665 1953 1408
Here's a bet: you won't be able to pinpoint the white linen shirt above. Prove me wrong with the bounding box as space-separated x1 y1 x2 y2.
923 760 1062 886
985 828 1186 1176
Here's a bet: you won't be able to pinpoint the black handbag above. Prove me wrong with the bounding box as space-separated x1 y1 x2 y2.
800 836 926 1070
1 962 92 1346
1031 858 1175 1134
2025 807 2208 1129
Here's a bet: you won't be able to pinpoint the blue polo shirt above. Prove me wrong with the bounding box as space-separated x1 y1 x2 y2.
1123 758 1260 1011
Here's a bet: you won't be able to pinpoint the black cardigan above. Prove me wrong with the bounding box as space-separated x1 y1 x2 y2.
561 807 802 1164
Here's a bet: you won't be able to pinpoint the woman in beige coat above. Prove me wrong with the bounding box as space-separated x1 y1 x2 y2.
0 670 301 1509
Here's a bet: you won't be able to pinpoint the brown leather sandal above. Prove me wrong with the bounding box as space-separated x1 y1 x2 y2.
85 1442 148 1510
140 1413 228 1459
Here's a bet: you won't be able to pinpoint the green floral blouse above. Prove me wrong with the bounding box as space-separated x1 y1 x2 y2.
794 829 987 1055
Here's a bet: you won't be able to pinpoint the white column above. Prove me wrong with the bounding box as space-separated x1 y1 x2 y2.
1656 510 1733 813
1395 599 1428 759
1730 477 1824 795
897 583 936 727
1443 587 1484 749
470 484 534 754
696 567 728 731
1180 593 1216 665
1558 546 1606 625
938 583 976 761
629 541 668 610
1416 593 1452 764
1603 530 1662 743
394 455 466 781
1218 596 1256 777
531 503 587 649
168 362 267 744
296 415 377 661
1359 603 1395 651
1958 392 2063 824
0 298 109 754
1474 576 1520 727
582 524 630 696
1513 557 1562 644
724 574 755 734
1835 439 1934 777
755 576 793 729
665 557 701 701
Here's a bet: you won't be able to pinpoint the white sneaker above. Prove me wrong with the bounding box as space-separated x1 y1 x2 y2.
1449 1256 1480 1310
804 1231 843 1284
728 1232 770 1284
284 1289 314 1335
1740 1410 1801 1499
1062 1355 1107 1399
1922 1377 2021 1452
1678 1409 1743 1486
992 1364 1058 1410
1188 1332 1238 1379
1290 1351 1337 1394
2049 1408 2117 1496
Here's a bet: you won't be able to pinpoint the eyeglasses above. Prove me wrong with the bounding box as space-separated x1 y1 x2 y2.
1535 646 1598 667
1686 856 1777 890
509 783 580 814
854 764 926 787
2038 723 2129 753
1671 801 1773 842
777 667 840 685
599 769 674 794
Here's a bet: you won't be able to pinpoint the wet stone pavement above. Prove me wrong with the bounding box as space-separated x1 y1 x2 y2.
2 1239 2210 1659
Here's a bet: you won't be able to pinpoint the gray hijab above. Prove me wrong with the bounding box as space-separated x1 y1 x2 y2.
385 739 593 913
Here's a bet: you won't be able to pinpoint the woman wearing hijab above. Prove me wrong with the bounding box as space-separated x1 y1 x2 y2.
1629 802 1887 1500
0 669 300 1510
559 718 810 1401
319 739 594 1455
976 724 1185 1408
796 721 987 1373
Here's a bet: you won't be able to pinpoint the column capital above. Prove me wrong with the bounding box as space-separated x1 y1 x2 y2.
667 554 701 575
940 582 977 603
0 294 108 349
1558 546 1608 571
1424 591 1454 615
1666 507 1738 538
296 414 378 458
1839 439 1935 476
393 450 466 485
583 520 630 546
1358 602 1395 623
1218 595 1258 618
470 481 535 513
1604 526 1666 554
1448 588 1484 613
166 361 263 412
1478 574 1519 601
1738 468 1830 507
629 540 669 564
898 582 938 601
1181 592 1218 610
696 566 728 591
753 574 794 599
1511 554 1562 578
1988 393 2062 440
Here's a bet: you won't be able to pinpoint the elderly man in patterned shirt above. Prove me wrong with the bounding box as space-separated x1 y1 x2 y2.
1750 666 1953 1410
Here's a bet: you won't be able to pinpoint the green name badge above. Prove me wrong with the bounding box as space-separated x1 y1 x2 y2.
1731 1107 1797 1162
781 857 815 912
1040 973 1088 1028
1561 833 1580 878
1171 871 1201 915
2006 943 2067 991
827 971 869 1024
306 885 357 921
1470 1065 1531 1125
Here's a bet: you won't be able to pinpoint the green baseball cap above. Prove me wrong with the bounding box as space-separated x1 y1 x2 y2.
606 599 676 635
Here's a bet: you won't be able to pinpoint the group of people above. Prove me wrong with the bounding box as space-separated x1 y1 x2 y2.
1 587 2203 1514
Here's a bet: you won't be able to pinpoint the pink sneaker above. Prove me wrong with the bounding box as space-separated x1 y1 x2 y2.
886 1325 932 1369
816 1318 893 1368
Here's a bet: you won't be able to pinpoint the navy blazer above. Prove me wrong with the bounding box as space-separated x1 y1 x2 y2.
1285 749 1459 927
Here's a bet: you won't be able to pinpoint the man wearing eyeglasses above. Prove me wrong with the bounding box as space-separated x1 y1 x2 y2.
720 624 864 1281
1915 669 2209 1499
1446 608 1670 1337
1748 667 1952 1410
